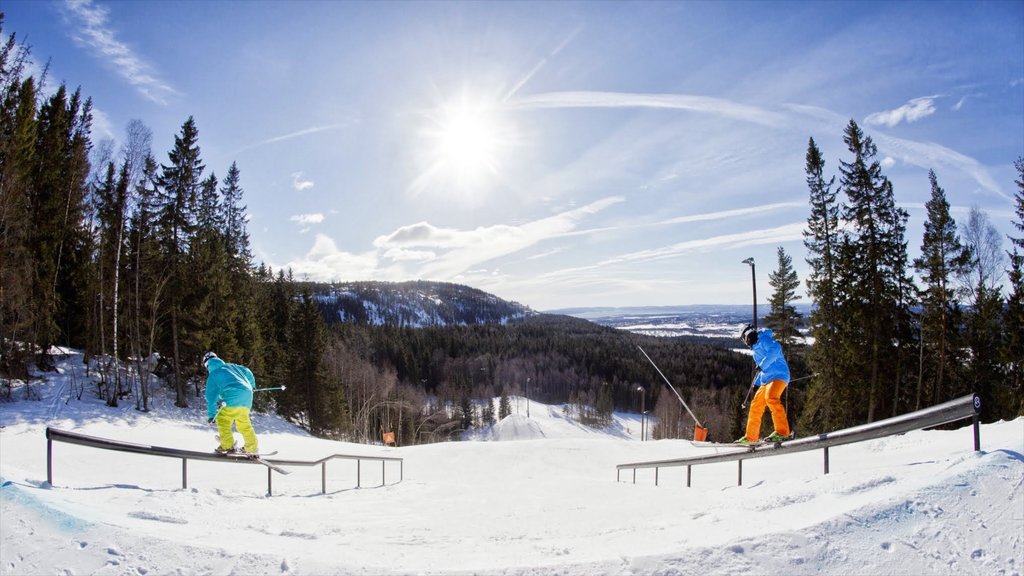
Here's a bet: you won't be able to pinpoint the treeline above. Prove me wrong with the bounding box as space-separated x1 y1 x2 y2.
799 125 1024 431
0 18 279 412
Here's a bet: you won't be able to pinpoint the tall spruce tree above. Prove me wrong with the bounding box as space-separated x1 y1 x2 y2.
155 117 204 406
0 22 38 378
1005 158 1024 415
912 170 969 410
835 120 911 424
29 85 93 362
800 137 842 431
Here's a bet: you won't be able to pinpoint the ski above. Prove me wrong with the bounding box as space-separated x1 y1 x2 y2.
216 449 278 458
689 438 788 451
215 450 290 474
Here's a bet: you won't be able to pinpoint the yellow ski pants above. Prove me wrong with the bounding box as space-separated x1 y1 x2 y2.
216 406 259 453
744 378 790 442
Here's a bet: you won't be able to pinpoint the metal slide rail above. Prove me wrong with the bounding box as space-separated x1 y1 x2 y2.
45 427 403 496
616 393 981 487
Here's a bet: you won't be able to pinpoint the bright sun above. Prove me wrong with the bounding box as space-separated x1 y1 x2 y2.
413 90 515 201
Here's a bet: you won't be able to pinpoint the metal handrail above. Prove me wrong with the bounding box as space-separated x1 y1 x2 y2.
45 427 403 496
616 393 981 487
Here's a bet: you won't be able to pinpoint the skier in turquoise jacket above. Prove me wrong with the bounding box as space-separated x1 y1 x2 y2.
737 326 791 444
204 352 259 454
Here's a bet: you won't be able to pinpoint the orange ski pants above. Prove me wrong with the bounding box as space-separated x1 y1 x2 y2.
745 378 790 442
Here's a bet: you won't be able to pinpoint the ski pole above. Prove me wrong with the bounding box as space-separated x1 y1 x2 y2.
637 345 704 428
741 372 758 409
253 385 286 392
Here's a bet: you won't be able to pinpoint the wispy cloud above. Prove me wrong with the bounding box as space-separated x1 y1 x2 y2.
291 172 314 191
231 122 356 156
507 91 786 127
544 222 806 280
865 96 939 127
60 0 176 105
871 131 1007 200
658 202 805 226
290 214 324 225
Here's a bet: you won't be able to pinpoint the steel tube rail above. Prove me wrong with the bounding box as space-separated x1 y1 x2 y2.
45 427 403 496
617 393 981 486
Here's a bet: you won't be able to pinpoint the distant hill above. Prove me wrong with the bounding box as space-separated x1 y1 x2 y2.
313 280 534 327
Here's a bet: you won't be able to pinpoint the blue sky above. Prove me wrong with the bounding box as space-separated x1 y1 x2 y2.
5 0 1022 310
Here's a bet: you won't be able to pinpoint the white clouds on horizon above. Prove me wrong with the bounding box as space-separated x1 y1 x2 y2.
865 96 939 128
60 0 176 105
285 196 625 283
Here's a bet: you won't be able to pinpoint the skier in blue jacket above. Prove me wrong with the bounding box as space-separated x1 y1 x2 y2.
204 352 259 454
737 326 791 444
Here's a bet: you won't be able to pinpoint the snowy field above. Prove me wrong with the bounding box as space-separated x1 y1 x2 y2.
1 350 1022 575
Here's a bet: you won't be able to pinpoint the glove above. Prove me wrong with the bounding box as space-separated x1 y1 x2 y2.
207 417 216 425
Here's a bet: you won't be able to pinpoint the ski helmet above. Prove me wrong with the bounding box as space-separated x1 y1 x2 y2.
740 325 758 347
202 351 218 368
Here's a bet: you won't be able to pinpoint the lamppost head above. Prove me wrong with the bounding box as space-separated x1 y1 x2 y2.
742 257 754 266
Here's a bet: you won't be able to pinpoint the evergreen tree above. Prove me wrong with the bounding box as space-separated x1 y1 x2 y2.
763 246 803 354
155 116 205 406
834 120 911 424
1005 158 1024 415
29 85 94 363
912 170 969 410
800 137 842 431
0 50 37 378
499 389 511 420
220 161 250 262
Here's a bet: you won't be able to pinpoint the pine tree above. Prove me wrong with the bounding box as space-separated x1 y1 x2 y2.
800 137 842 431
1005 158 1024 415
835 120 912 424
912 170 969 410
0 46 37 378
29 85 94 363
155 116 204 406
764 246 803 354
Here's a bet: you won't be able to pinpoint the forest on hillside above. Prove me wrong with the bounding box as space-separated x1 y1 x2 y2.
2 14 1022 447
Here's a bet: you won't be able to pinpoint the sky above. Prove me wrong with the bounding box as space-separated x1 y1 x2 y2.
1 350 1022 574
3 0 1023 310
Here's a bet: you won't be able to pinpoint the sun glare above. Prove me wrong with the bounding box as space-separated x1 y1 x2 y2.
413 90 516 202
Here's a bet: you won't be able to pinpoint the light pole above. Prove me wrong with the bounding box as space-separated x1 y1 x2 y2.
526 377 531 418
742 257 757 330
636 385 646 441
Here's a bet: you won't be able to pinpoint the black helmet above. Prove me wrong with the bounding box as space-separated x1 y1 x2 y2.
740 325 758 347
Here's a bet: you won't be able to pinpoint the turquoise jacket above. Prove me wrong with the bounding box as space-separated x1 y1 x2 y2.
205 357 255 419
751 328 790 386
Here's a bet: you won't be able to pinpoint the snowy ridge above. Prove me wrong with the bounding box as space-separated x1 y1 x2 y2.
1 351 1021 575
316 280 533 327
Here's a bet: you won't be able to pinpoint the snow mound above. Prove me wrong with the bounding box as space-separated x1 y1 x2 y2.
491 414 546 441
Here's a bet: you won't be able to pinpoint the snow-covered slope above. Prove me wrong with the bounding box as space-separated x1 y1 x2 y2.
1 350 1021 575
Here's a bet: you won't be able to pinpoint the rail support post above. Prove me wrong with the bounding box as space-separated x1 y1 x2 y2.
47 436 53 486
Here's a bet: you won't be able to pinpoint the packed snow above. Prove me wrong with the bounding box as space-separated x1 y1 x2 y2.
1 349 1022 575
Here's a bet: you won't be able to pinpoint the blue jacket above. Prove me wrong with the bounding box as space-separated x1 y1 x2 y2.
205 357 255 419
751 328 790 386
